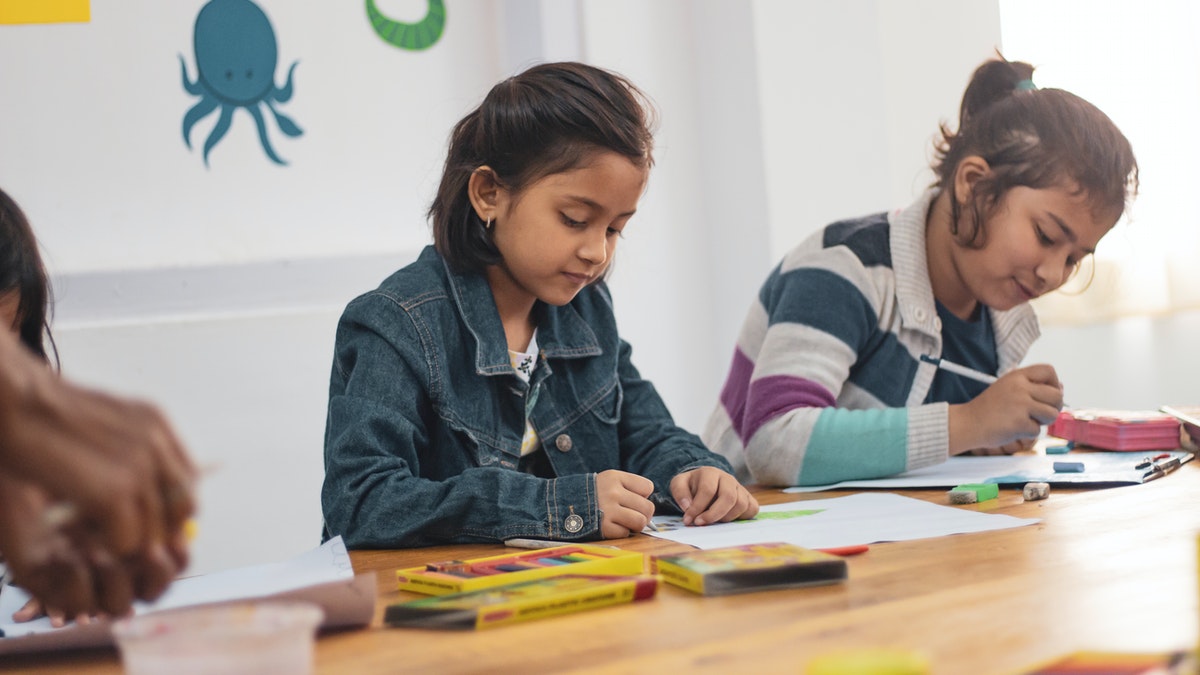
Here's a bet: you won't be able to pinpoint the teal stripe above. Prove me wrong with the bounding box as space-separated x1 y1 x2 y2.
797 407 908 485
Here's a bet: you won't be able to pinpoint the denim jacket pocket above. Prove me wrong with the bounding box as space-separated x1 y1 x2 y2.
438 411 521 471
588 378 623 424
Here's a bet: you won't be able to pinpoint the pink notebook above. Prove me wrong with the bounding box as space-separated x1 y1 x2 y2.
1048 409 1181 451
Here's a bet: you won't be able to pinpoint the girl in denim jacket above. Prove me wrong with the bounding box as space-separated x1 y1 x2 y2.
321 62 758 547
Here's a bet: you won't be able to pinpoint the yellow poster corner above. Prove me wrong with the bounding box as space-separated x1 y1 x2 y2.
0 0 90 25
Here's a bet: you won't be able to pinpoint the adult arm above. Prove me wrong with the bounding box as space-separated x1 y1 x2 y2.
0 331 193 613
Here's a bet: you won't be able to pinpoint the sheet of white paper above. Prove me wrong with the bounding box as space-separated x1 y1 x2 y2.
646 492 1039 550
781 452 1191 493
0 536 375 655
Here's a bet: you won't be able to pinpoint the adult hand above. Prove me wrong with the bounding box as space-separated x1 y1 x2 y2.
0 331 195 559
0 332 194 614
669 467 759 526
594 470 654 539
949 364 1062 454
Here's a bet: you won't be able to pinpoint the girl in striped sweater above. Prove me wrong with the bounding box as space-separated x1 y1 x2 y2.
705 57 1138 487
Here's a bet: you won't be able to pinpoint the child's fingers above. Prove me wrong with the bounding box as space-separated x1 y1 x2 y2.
600 503 651 539
617 488 655 524
675 470 759 526
1019 363 1061 388
616 472 654 498
707 482 758 524
1030 382 1064 410
11 597 46 623
689 482 735 526
676 470 720 525
691 476 757 526
1028 399 1061 426
668 474 694 513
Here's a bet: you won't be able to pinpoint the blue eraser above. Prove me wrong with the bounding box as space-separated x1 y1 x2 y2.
1053 461 1085 473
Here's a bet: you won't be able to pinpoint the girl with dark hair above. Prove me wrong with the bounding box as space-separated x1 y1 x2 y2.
322 62 757 547
0 186 56 365
0 185 63 624
706 56 1139 487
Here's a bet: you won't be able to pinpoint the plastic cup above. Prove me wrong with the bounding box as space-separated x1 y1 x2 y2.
112 601 324 675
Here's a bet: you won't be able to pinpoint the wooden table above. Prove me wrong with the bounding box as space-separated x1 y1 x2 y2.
6 465 1199 674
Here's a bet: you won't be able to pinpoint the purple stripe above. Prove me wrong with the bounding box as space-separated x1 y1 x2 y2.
740 375 836 443
719 348 756 434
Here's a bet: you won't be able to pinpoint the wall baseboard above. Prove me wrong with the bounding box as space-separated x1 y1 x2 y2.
50 252 418 328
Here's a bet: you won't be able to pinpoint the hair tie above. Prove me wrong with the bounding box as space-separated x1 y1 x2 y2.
1015 79 1037 92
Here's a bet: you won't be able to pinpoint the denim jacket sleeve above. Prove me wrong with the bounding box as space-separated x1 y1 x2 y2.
614 338 735 512
321 291 601 548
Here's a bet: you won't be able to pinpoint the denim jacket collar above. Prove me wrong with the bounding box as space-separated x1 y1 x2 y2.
438 249 602 378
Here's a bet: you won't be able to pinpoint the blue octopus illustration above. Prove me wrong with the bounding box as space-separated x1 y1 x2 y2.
367 0 445 51
179 0 302 167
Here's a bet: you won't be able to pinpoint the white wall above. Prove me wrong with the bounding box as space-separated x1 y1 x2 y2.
1025 309 1200 412
2 0 1192 576
2 0 501 274
753 0 1002 258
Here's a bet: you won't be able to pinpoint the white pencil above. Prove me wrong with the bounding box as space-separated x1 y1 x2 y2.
919 354 997 385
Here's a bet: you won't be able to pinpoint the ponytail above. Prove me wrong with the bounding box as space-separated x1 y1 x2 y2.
932 56 1138 247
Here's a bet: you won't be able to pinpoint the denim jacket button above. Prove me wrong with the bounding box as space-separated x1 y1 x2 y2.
555 434 573 452
564 513 584 533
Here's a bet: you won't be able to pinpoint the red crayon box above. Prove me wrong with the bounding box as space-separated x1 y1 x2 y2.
1048 409 1180 452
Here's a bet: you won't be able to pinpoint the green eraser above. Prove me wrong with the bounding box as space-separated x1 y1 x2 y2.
1045 444 1071 454
950 483 999 501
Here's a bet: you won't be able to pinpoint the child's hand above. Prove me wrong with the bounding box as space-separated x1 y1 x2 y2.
669 467 759 526
595 470 655 538
950 364 1063 454
11 596 99 627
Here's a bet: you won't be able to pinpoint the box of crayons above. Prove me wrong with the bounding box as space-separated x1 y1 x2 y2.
395 544 645 596
653 542 848 596
1048 409 1180 451
385 574 659 630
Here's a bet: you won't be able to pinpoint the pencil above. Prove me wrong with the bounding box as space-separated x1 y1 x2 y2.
919 354 997 385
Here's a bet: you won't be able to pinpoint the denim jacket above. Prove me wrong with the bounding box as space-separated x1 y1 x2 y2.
321 246 732 548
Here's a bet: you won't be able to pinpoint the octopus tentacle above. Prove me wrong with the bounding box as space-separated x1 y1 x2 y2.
182 96 219 150
272 62 299 104
202 106 234 168
247 104 286 165
264 100 303 138
179 54 204 95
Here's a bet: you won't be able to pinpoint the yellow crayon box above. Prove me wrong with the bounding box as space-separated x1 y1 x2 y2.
385 574 658 630
653 542 848 596
395 544 645 596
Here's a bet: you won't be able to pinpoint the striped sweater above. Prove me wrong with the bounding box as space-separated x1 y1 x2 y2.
703 190 1040 487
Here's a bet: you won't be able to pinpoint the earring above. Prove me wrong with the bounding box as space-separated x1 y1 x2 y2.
485 216 493 230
